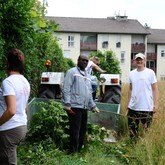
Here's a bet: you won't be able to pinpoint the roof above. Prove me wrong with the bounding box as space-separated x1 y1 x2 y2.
147 29 165 44
46 16 150 35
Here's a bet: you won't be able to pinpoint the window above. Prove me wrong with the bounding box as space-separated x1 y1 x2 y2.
147 60 155 69
68 36 74 47
102 41 108 48
116 35 121 48
161 50 165 57
116 42 121 48
101 35 109 48
80 34 97 50
120 51 125 63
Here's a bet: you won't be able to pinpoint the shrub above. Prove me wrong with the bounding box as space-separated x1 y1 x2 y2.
27 100 110 150
27 100 69 150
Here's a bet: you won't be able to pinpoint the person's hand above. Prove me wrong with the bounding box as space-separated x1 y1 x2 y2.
101 70 106 73
64 106 76 114
92 106 100 113
64 106 71 111
153 104 158 113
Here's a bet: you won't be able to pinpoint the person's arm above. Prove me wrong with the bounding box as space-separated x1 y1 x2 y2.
63 70 72 106
128 83 132 103
0 95 16 126
25 105 29 113
92 63 106 73
152 82 159 113
125 83 132 115
62 69 75 114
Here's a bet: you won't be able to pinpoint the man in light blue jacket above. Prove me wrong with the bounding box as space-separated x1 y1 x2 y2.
63 55 99 154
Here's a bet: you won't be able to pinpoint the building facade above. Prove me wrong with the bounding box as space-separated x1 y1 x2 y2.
147 29 165 81
47 16 165 82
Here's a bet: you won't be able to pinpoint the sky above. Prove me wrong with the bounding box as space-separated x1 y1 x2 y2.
44 0 165 29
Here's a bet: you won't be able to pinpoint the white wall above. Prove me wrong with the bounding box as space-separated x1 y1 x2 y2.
157 45 165 80
55 32 80 63
98 34 132 83
132 35 145 44
147 44 155 52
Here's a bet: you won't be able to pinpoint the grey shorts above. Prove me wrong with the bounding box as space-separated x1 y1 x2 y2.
0 125 27 165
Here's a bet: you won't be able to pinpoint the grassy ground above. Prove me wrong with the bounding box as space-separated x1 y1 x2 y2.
120 81 165 165
18 82 165 165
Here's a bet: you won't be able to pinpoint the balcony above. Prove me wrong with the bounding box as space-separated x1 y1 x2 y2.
131 43 145 53
146 53 157 60
80 42 97 51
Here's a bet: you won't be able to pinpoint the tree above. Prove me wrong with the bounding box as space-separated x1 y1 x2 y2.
0 0 73 97
90 50 121 75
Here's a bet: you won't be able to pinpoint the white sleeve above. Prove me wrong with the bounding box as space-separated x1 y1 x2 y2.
2 79 15 96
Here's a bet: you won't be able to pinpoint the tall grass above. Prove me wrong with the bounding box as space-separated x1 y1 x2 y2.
18 82 165 165
120 81 165 165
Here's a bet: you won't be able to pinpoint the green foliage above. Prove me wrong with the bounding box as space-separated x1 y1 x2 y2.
27 100 69 150
19 99 125 164
24 32 70 97
0 36 5 82
90 50 121 75
27 100 110 150
0 0 35 50
87 124 108 145
18 83 165 164
18 138 64 165
0 0 74 97
65 58 76 69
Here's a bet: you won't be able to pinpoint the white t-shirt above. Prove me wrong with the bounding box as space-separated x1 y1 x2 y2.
0 88 6 114
0 74 30 131
85 60 97 75
128 68 157 111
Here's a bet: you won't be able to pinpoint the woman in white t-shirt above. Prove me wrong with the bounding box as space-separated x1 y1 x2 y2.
127 53 158 139
0 49 30 165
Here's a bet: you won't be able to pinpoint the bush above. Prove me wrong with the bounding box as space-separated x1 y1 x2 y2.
27 100 69 150
27 100 110 151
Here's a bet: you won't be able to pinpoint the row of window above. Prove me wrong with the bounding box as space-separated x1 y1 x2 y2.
102 41 121 48
67 35 165 64
68 35 121 48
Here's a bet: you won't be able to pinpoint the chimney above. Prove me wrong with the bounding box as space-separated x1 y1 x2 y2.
116 15 128 21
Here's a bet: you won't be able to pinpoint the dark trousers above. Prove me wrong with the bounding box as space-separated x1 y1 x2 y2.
67 108 87 153
127 108 153 139
0 125 27 165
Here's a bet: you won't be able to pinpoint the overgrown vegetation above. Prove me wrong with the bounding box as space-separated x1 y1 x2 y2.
0 0 74 97
27 100 69 150
18 99 113 164
18 82 165 164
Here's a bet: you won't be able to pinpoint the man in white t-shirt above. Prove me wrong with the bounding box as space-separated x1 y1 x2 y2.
85 56 106 99
127 53 159 139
